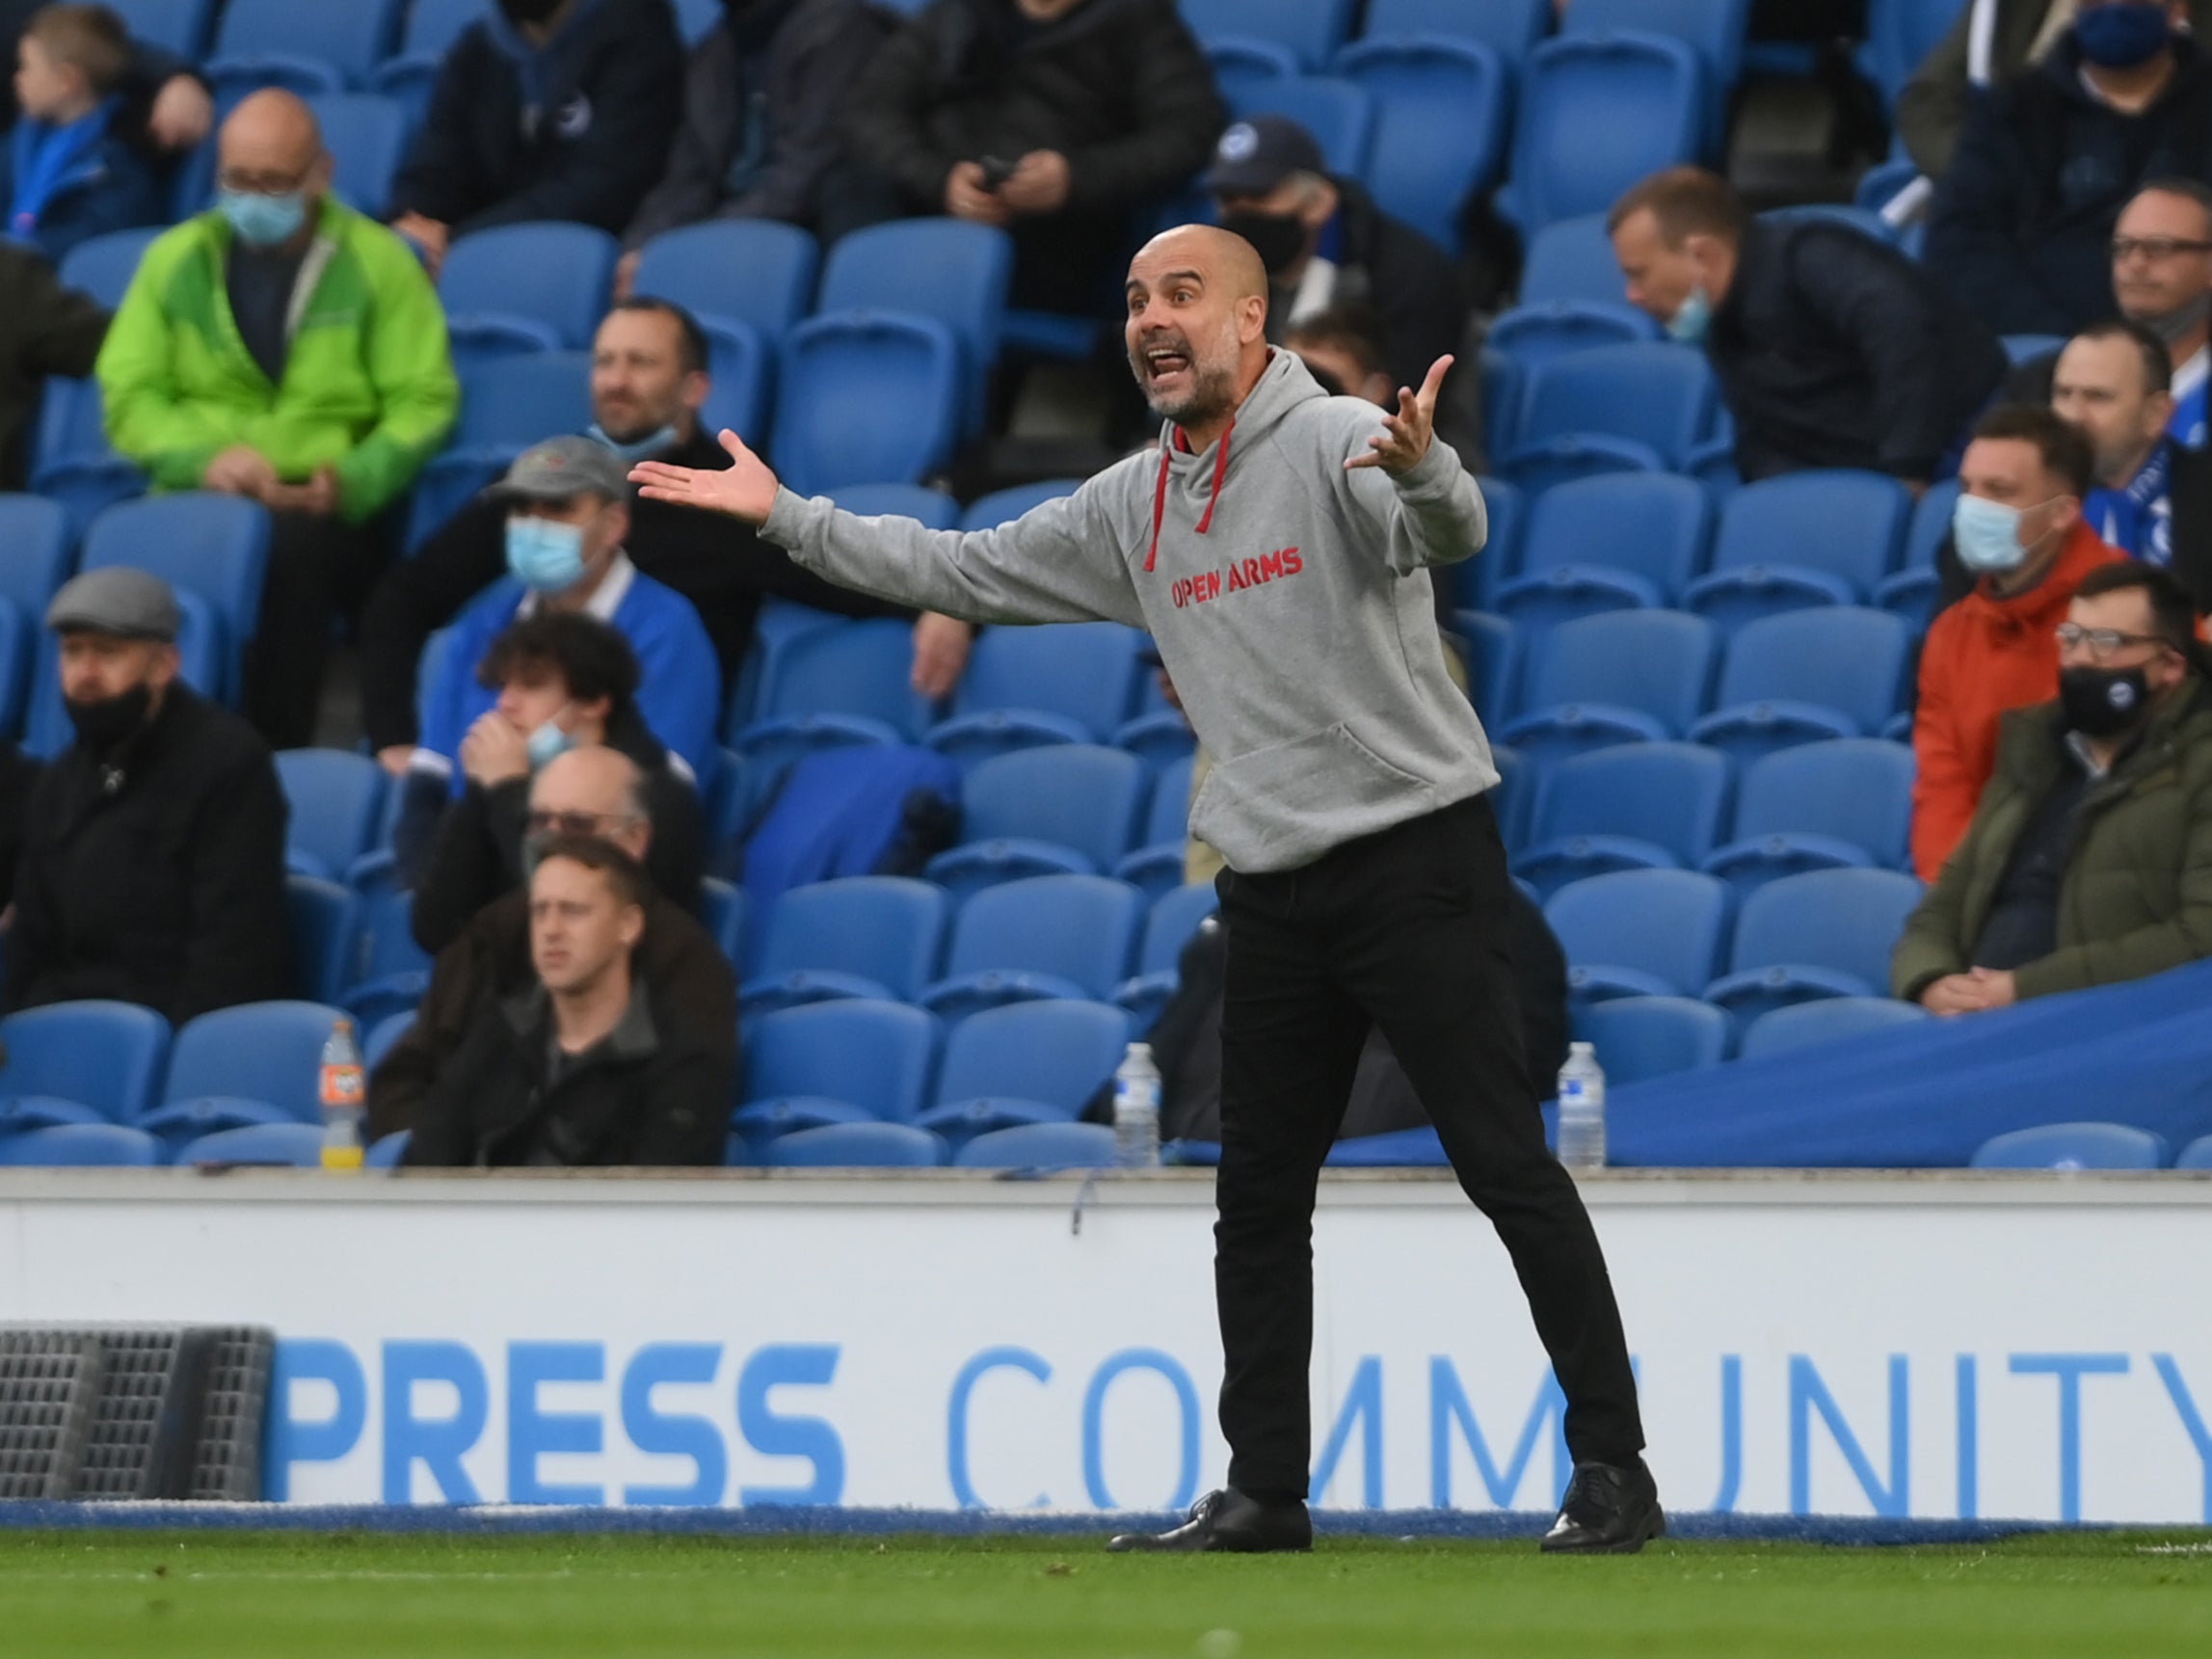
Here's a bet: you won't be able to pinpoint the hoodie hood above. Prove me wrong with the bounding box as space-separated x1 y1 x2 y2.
1146 349 1321 569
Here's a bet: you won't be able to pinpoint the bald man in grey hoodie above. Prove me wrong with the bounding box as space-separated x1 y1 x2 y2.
630 226 1657 1557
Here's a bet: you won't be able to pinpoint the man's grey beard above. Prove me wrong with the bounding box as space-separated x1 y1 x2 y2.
1134 357 1239 427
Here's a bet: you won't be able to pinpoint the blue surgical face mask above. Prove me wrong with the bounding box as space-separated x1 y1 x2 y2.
1953 492 2043 574
525 707 576 768
2074 2 2173 69
1666 284 1712 345
587 422 680 464
218 188 309 249
505 515 589 592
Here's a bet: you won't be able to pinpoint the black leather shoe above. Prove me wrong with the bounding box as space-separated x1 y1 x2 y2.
1540 1458 1666 1554
1106 1487 1313 1553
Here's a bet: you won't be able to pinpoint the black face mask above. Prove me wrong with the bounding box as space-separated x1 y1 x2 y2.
1218 210 1308 281
64 682 153 753
2059 664 2154 738
497 0 569 26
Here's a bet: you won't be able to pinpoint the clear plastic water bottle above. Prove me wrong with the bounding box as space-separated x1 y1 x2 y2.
1113 1042 1161 1169
319 1017 366 1172
1556 1041 1607 1171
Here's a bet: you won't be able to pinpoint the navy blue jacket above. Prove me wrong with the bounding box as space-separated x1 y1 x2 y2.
1927 35 2212 338
389 0 684 235
5 118 166 263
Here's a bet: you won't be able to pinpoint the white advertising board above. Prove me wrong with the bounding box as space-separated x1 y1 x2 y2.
2 1170 2209 1524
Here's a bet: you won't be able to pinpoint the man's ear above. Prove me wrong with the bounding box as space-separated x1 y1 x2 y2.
147 643 183 691
1239 291 1268 344
680 367 710 415
618 903 646 952
2149 388 2178 438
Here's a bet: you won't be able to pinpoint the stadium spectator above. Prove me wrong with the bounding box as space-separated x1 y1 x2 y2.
1913 405 2124 879
402 833 732 1167
2056 319 2212 601
1209 116 1466 402
360 299 947 769
0 237 105 488
1897 0 2212 180
96 91 459 750
388 0 685 274
406 611 705 955
1283 307 1396 410
369 745 735 1142
0 736 34 907
613 0 887 290
0 0 211 149
839 0 1224 315
1611 167 2006 490
395 437 721 867
1926 1 2212 338
2 568 289 1021
7 4 164 261
1895 561 2212 1011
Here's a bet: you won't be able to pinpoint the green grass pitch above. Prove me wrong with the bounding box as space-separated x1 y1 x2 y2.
1 1531 2209 1657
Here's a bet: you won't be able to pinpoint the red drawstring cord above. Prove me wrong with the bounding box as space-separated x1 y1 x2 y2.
1195 415 1234 535
1144 417 1236 572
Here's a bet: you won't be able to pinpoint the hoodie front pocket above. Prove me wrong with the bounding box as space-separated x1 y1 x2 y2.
1193 721 1435 865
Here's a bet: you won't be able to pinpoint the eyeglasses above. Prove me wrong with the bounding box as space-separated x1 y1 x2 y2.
2110 236 2212 262
524 809 636 838
2054 623 2173 659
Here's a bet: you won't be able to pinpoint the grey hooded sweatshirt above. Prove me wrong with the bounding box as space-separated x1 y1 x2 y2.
760 349 1497 873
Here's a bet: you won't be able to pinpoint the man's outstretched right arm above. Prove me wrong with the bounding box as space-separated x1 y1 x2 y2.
631 433 1144 628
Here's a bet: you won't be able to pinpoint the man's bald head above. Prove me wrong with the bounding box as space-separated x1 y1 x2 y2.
217 89 330 219
1125 224 1272 435
530 745 653 862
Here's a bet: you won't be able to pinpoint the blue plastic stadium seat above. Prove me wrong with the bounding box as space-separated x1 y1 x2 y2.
286 875 359 1004
1183 0 1358 68
700 877 748 974
307 94 408 219
1859 0 1968 107
204 0 402 90
738 878 951 1016
1503 343 1717 494
366 0 486 127
917 998 1130 1147
1969 1122 2170 1172
1500 608 1719 768
1702 868 1925 1026
0 1123 163 1166
1363 0 1550 61
961 479 1083 530
1904 477 1963 572
1702 738 1917 896
1517 742 1733 898
632 220 819 344
1329 38 1508 252
1113 752 1197 898
0 1002 171 1131
917 875 1143 1027
1484 301 1664 382
28 376 146 539
79 495 270 694
771 313 964 496
2176 1134 2212 1170
1689 608 1915 769
0 598 28 736
1325 1127 1451 1166
1481 349 1525 458
362 1010 414 1070
1112 707 1196 771
1442 476 1524 612
1545 870 1733 1003
175 1122 328 1166
1227 75 1376 179
1502 35 1704 232
1494 473 1712 635
724 599 846 737
425 348 593 455
1738 997 1931 1061
1681 470 1912 632
1489 743 1534 857
925 745 1150 899
1456 609 1519 725
141 1000 349 1146
1565 0 1749 152
697 315 774 443
1574 996 1732 1085
57 227 161 309
110 0 219 56
439 223 619 361
1518 215 1629 308
1206 38 1301 98
276 750 389 881
816 219 1013 434
761 1122 948 1167
1113 883 1220 1031
926 622 1146 768
956 1121 1121 1170
732 1000 942 1154
733 618 938 780
340 888 433 1028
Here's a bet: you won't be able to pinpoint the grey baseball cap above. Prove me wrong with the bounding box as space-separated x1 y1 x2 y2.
1203 116 1326 197
483 435 631 505
46 566 181 641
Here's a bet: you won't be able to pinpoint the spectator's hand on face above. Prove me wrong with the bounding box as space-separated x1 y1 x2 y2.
203 445 278 497
1919 974 1986 1017
911 612 975 699
612 250 641 303
147 74 214 150
999 150 1072 216
392 212 450 276
460 709 531 789
944 161 1013 227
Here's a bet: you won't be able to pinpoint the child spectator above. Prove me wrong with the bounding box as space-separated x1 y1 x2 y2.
7 3 162 260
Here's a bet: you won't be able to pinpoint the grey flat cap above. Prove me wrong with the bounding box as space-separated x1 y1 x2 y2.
46 566 181 641
483 435 631 504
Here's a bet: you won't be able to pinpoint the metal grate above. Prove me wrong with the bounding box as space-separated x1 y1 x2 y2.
0 1333 102 1500
190 1326 276 1501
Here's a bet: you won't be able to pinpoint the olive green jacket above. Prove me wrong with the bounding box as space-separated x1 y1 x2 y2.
1892 677 2212 1003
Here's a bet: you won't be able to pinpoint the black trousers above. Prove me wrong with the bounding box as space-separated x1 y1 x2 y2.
245 510 386 751
1213 793 1645 1501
